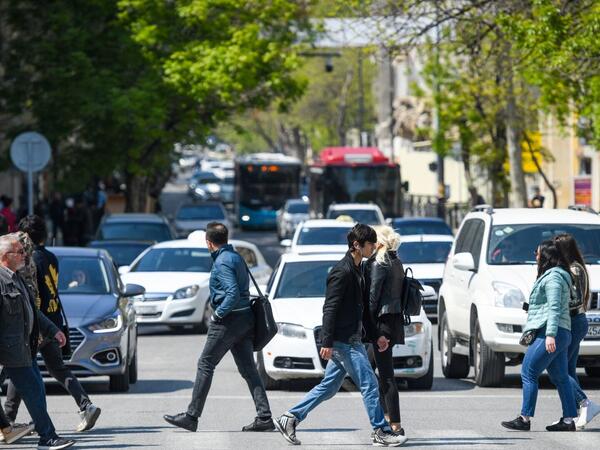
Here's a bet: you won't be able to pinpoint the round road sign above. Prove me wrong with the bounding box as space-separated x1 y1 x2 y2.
10 131 52 173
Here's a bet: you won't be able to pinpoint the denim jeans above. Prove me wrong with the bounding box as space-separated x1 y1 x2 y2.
3 363 58 441
288 340 389 430
5 339 91 421
521 326 577 418
187 310 271 419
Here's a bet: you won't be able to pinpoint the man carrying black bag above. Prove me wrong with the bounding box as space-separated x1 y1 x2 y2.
164 222 274 432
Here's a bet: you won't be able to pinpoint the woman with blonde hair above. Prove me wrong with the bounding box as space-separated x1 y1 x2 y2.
367 225 405 434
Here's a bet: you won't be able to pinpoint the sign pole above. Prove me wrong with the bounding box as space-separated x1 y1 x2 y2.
27 141 34 215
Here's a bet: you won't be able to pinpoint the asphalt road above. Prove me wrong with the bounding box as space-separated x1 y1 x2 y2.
5 199 600 449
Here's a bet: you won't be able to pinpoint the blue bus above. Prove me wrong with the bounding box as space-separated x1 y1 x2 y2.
235 153 302 229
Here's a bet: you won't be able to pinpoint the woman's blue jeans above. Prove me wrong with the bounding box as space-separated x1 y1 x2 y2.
521 326 577 418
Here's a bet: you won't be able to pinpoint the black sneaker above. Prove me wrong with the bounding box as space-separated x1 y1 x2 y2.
501 416 531 431
273 413 301 445
163 412 198 432
242 417 275 432
546 418 576 432
37 437 75 450
371 428 408 447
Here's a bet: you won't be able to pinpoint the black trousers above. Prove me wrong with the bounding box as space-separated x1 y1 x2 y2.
186 310 271 420
4 340 91 421
0 369 10 429
373 345 400 423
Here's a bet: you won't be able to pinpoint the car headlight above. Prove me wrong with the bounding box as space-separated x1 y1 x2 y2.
194 187 206 196
206 183 220 194
404 322 424 337
493 281 525 308
277 323 307 339
173 284 200 300
88 312 123 333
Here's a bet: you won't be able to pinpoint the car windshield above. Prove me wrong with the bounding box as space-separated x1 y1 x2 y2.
57 257 110 294
393 220 452 236
92 243 151 266
488 224 600 265
398 241 452 263
176 205 225 221
99 223 172 242
131 248 212 272
297 227 350 246
274 261 336 298
287 203 309 214
327 209 379 224
195 176 220 184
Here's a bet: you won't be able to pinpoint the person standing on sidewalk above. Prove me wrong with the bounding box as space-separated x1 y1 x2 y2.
501 239 577 432
163 222 273 432
0 233 75 450
4 216 101 432
552 233 600 429
274 224 408 447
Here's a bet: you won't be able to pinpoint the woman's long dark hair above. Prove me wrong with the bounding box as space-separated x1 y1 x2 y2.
554 233 590 308
537 239 570 279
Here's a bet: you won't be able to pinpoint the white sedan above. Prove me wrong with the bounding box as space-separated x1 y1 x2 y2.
257 253 434 390
281 219 354 254
120 234 271 332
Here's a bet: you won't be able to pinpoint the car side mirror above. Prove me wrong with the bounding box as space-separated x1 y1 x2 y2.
452 252 476 272
118 265 130 275
123 283 145 297
385 218 393 225
280 239 292 248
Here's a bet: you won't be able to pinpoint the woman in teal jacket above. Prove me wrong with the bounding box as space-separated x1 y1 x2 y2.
502 240 578 432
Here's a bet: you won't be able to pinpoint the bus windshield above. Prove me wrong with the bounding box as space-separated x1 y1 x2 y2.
238 164 300 211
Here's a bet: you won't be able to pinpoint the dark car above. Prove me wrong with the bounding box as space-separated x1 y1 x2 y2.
44 247 145 392
88 240 155 267
96 213 175 242
391 217 453 236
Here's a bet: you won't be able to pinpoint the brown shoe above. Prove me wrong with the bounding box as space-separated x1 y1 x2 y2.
1 423 35 444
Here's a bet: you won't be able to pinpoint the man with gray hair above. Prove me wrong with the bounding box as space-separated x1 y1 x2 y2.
0 234 75 450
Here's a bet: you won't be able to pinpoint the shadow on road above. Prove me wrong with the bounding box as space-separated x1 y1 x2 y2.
129 379 194 394
406 436 531 447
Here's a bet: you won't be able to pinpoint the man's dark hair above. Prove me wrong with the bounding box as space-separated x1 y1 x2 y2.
18 214 47 244
206 222 228 246
347 223 377 250
0 215 7 236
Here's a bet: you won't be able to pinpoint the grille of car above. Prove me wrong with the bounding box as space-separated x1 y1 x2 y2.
591 292 600 310
141 293 170 302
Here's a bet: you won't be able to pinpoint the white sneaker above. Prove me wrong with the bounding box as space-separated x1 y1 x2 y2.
76 403 101 432
575 400 600 429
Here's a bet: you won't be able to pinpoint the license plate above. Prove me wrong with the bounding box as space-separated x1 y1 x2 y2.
587 325 600 338
135 305 157 315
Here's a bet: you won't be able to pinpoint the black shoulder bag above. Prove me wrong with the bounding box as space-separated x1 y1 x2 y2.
244 262 277 352
400 267 423 324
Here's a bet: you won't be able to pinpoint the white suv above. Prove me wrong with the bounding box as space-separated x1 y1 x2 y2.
438 206 600 387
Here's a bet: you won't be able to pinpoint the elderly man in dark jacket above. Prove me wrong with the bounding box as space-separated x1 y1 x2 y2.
164 222 273 433
0 233 75 450
274 224 408 447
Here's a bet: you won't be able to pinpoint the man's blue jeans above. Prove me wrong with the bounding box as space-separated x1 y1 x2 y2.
288 340 389 430
3 363 57 441
521 327 577 418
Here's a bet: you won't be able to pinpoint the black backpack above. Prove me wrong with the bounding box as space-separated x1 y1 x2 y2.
400 268 423 324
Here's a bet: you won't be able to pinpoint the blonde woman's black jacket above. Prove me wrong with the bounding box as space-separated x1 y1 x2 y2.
321 251 379 348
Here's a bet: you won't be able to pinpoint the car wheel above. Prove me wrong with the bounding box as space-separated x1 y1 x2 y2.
128 348 138 384
440 311 469 379
472 318 505 387
406 342 434 390
256 352 282 390
585 366 600 377
109 364 130 393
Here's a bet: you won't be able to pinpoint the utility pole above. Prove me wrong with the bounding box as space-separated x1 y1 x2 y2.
434 3 446 220
388 50 396 162
357 49 366 146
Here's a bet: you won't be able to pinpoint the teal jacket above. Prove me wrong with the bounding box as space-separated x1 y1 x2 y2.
524 267 572 337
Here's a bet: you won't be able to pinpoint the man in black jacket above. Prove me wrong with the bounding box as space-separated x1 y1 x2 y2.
4 216 101 433
274 224 408 447
0 233 75 450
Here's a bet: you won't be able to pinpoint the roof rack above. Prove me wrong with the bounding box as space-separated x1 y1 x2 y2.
471 204 494 215
568 204 598 214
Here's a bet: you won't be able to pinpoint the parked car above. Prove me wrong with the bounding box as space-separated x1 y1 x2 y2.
173 202 232 238
282 219 354 254
87 240 154 267
120 233 271 332
96 213 175 242
256 253 434 390
326 203 385 225
276 199 310 240
438 206 600 387
44 247 144 392
188 171 222 201
392 217 453 236
397 234 454 319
